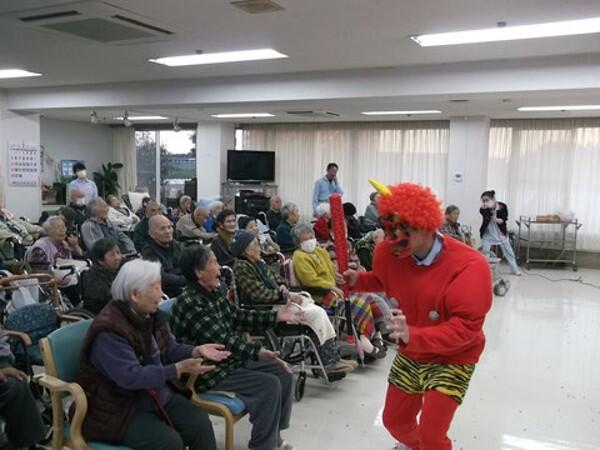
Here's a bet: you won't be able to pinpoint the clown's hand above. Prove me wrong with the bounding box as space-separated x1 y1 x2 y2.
388 309 410 345
342 269 358 287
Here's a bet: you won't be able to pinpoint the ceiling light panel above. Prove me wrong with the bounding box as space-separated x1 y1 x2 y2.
0 69 42 79
149 49 287 67
361 110 442 116
211 113 275 118
517 105 600 112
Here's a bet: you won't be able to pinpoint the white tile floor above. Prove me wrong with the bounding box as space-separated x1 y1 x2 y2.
213 267 600 450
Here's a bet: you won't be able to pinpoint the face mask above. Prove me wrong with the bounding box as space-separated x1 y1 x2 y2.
76 170 87 179
484 200 495 209
76 198 86 206
300 238 317 253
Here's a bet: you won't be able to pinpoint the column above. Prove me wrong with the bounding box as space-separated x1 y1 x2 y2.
195 122 235 199
445 116 490 239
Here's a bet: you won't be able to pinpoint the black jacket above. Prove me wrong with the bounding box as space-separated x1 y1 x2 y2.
81 265 117 315
211 235 235 267
266 209 282 231
141 239 186 298
479 201 509 238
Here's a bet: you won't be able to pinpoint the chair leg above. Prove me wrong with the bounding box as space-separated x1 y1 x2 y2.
225 416 235 450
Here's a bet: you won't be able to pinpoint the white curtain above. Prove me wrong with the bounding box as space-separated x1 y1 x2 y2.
241 122 449 220
113 128 137 194
488 119 600 251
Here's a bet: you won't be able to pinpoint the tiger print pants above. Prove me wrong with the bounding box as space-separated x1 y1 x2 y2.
382 353 476 450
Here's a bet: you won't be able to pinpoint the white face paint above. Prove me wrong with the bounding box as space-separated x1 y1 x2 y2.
300 238 317 253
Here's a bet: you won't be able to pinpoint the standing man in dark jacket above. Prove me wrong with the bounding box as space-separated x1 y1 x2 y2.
142 215 186 298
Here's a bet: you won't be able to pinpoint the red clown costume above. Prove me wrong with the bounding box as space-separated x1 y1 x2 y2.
350 181 492 450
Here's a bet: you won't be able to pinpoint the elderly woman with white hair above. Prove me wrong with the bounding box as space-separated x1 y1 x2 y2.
291 224 388 360
25 215 82 273
173 195 193 222
78 259 230 450
313 203 332 242
204 200 224 233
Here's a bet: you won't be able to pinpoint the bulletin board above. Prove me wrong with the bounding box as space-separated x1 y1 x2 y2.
8 142 40 187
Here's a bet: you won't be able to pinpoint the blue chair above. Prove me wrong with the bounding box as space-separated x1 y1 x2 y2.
38 320 132 450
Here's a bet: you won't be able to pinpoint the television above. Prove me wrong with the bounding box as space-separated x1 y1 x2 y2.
227 150 275 183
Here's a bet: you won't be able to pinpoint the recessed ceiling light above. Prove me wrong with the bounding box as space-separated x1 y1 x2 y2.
113 115 168 121
211 113 275 118
149 49 287 67
412 17 600 47
517 105 600 112
0 69 42 79
361 110 442 116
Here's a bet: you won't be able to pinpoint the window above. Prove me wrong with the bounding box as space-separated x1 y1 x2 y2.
135 130 196 206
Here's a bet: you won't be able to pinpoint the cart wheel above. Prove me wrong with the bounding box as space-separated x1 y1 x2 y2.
295 373 306 401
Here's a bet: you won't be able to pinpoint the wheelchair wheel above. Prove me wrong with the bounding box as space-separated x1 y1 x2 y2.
294 372 306 401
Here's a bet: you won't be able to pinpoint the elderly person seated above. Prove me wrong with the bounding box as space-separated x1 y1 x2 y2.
176 207 217 241
0 329 46 450
81 238 123 315
276 202 300 254
142 215 186 298
170 245 302 450
204 200 224 233
231 231 356 375
439 204 472 245
343 202 363 240
266 196 283 230
291 224 388 359
106 194 139 232
135 196 151 219
355 229 385 271
59 188 88 232
78 259 230 450
211 209 237 267
363 192 380 230
133 199 162 252
313 203 332 242
173 195 193 222
238 215 280 255
25 215 82 274
81 198 136 254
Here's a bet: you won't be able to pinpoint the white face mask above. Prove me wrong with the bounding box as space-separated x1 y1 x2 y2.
300 238 317 253
76 198 86 206
76 170 87 179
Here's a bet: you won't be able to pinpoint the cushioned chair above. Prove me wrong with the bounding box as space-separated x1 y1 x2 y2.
186 374 248 450
38 320 132 450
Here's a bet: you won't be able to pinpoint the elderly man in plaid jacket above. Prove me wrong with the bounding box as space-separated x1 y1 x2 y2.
170 243 302 450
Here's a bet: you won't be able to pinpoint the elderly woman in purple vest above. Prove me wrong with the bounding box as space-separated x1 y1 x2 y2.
78 259 231 450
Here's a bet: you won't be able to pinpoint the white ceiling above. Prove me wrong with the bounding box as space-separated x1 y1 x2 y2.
2 0 600 89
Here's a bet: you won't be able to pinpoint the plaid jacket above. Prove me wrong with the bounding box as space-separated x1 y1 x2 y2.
170 283 277 391
233 257 286 305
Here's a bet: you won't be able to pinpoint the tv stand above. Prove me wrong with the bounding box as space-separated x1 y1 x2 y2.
221 182 278 210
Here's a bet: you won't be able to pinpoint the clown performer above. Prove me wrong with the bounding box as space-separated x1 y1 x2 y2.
343 181 493 450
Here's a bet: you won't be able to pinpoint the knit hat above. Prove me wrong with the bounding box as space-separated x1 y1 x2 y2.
230 231 256 257
237 215 254 231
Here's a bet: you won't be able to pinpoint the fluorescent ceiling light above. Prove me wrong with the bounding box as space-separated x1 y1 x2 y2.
361 110 442 116
0 69 42 79
211 113 275 118
412 17 600 47
149 49 287 67
517 105 600 112
113 115 168 121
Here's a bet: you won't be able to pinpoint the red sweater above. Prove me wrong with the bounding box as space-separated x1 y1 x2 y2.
353 235 492 365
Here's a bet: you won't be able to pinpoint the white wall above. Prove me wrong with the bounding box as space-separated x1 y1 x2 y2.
445 117 490 241
195 122 235 199
40 117 114 182
0 96 42 220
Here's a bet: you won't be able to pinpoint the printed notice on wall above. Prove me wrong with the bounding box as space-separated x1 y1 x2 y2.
8 142 40 187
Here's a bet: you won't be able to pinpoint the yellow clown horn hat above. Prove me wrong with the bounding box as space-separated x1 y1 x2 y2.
368 178 392 197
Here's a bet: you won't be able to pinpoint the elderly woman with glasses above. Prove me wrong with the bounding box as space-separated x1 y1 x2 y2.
170 245 303 450
291 224 388 360
231 231 357 375
78 259 230 450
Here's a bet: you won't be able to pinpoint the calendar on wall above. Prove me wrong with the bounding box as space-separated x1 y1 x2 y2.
8 142 40 187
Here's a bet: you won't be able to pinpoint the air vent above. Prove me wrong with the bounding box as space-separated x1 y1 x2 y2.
112 15 173 35
43 18 156 42
230 0 284 14
287 110 341 118
20 10 81 22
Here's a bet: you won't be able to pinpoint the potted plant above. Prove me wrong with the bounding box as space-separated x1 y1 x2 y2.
93 162 123 197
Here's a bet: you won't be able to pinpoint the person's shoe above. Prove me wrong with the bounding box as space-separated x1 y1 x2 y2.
365 345 387 360
338 358 359 370
278 439 295 450
326 360 356 373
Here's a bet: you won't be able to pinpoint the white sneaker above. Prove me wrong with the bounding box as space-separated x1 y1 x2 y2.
278 440 295 450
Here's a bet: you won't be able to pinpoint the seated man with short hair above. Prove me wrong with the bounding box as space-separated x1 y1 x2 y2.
81 198 136 254
133 200 162 252
142 215 186 298
176 207 217 241
59 188 88 232
276 203 300 254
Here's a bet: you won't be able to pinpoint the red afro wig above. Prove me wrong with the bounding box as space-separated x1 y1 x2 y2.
378 183 443 232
